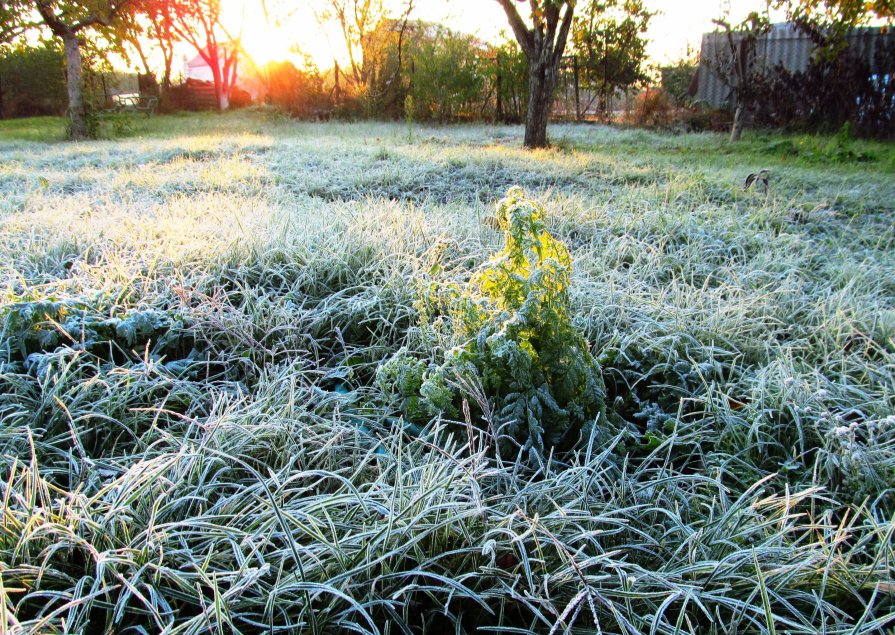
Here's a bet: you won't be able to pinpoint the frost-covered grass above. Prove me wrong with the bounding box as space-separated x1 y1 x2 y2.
1 110 894 634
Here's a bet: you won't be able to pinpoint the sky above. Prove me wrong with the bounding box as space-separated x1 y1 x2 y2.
230 0 780 70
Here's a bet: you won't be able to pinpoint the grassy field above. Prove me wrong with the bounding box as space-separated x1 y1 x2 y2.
1 110 894 634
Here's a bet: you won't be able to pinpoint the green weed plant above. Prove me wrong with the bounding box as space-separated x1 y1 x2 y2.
379 188 606 459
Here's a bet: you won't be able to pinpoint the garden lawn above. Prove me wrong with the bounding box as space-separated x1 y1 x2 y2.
1 110 894 634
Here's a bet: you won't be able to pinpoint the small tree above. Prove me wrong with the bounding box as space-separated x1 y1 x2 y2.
712 10 770 142
572 0 653 121
495 0 578 148
166 0 241 111
117 0 176 97
0 0 133 139
317 0 415 107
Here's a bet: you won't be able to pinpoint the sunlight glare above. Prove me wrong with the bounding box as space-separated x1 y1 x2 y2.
221 0 785 70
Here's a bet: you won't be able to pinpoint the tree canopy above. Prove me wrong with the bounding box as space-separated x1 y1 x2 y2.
774 0 894 51
572 0 653 119
0 1 135 138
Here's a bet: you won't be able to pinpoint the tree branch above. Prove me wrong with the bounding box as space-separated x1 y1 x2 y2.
34 0 68 36
552 1 575 66
495 0 535 57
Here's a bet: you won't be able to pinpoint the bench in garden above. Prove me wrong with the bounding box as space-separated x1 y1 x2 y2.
102 95 158 117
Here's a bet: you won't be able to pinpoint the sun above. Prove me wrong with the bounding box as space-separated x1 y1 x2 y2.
220 0 289 65
222 0 342 68
240 28 294 66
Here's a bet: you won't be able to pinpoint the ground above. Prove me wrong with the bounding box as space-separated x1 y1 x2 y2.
1 111 894 633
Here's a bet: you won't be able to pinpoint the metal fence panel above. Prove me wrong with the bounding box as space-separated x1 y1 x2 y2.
697 24 895 108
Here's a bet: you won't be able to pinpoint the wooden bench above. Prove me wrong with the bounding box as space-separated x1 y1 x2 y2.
102 95 158 117
133 97 158 117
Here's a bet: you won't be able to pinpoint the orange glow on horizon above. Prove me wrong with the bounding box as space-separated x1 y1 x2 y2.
223 0 782 71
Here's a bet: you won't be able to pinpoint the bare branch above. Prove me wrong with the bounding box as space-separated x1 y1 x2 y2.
552 1 575 66
495 0 535 57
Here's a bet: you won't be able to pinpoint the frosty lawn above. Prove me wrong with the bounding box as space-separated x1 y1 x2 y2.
1 111 894 633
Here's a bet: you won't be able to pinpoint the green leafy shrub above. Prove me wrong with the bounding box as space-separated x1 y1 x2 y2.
0 44 67 118
406 26 487 123
379 188 606 458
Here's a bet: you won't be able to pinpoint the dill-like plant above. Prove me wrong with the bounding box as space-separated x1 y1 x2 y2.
380 188 606 458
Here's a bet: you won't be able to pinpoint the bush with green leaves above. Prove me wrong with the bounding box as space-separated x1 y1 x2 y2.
379 188 606 458
0 44 67 118
490 36 529 124
406 26 487 123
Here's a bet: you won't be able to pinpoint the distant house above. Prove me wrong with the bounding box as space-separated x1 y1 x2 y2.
180 48 262 109
185 54 216 83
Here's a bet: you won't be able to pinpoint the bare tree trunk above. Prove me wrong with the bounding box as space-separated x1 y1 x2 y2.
730 103 745 142
161 51 173 93
226 55 238 109
209 57 229 112
62 31 88 140
217 78 230 112
524 60 557 149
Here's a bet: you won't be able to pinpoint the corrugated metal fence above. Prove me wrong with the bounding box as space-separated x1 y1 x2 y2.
697 24 895 108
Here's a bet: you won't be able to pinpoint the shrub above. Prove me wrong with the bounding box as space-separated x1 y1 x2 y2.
262 60 331 118
378 188 607 459
0 44 67 118
629 88 673 128
490 37 529 123
406 26 487 122
751 40 895 138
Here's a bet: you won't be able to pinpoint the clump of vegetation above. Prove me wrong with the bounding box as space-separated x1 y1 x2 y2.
0 300 192 369
262 59 333 119
0 45 68 118
379 188 606 459
628 87 673 128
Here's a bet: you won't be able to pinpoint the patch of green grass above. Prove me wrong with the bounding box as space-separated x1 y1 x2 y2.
1 111 894 633
0 116 67 143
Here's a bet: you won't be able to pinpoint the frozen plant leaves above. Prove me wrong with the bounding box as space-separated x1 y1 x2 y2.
379 188 607 460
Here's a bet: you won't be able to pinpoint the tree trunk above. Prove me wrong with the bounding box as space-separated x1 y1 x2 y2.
730 103 745 142
217 84 229 111
524 61 557 149
209 60 228 112
161 52 172 93
62 31 88 140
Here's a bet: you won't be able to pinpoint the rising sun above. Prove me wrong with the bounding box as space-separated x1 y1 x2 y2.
221 0 288 65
